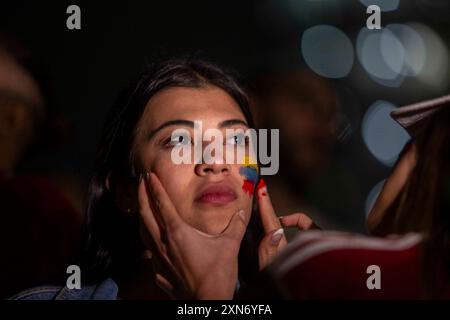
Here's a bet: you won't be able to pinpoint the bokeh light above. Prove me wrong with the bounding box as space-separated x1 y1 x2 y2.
356 28 405 87
362 101 410 166
410 23 450 91
385 24 426 77
357 22 448 89
301 25 354 79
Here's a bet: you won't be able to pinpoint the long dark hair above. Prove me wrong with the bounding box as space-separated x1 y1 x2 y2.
390 105 450 297
78 59 264 294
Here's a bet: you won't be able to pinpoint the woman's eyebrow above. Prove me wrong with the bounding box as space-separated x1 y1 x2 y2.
219 119 249 128
147 119 194 140
147 118 250 140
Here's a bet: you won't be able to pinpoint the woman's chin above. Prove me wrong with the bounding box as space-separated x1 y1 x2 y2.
188 201 251 234
195 213 238 235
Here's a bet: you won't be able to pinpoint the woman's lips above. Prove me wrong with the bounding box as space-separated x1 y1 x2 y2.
195 184 238 205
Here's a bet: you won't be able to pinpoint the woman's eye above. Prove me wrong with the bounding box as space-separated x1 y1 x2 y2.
168 134 191 146
226 134 246 145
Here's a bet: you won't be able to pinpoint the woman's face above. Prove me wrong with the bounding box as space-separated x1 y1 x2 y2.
133 85 255 235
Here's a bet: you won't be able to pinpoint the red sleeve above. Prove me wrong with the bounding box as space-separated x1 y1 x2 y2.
271 231 424 299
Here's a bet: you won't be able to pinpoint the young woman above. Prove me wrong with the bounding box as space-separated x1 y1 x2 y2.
12 59 311 300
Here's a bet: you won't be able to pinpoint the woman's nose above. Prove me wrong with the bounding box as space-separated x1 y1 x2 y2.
195 161 231 177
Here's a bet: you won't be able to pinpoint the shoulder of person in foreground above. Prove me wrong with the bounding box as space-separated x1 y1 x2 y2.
8 278 118 300
267 230 425 299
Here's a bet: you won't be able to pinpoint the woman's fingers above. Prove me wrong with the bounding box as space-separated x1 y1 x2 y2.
221 209 248 242
256 179 282 233
138 176 163 244
138 172 245 299
256 179 288 270
146 172 184 230
280 213 316 230
258 228 285 270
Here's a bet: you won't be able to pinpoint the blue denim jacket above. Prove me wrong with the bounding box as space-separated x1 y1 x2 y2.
9 277 241 299
9 278 118 300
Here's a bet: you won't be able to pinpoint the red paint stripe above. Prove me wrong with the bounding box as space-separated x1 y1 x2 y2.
256 178 266 192
242 180 255 196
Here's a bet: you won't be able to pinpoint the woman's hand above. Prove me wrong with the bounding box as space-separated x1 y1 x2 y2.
257 181 317 270
280 213 317 230
138 172 249 300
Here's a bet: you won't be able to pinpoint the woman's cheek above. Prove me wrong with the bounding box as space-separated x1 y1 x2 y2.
236 164 258 198
230 167 254 216
154 161 193 200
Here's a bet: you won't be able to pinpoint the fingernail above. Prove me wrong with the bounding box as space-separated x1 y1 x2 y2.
238 209 246 222
271 228 284 245
144 172 153 189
